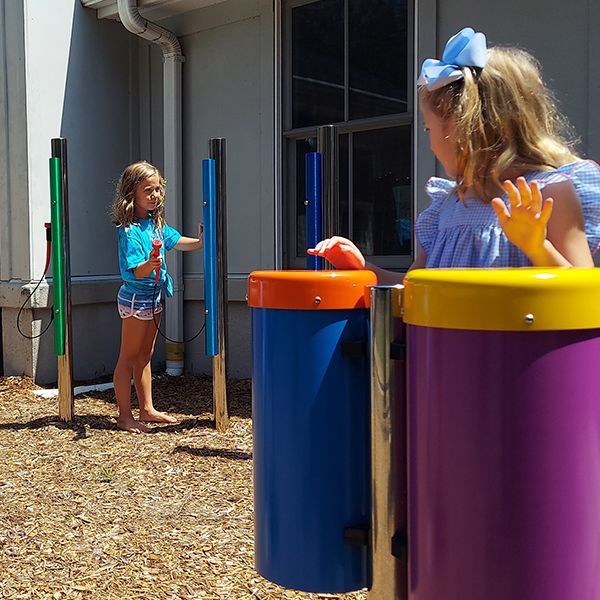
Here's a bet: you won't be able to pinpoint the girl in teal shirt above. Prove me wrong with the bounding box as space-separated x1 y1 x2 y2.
111 161 202 433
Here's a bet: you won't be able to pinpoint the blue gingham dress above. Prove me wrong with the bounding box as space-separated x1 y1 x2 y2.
416 160 600 268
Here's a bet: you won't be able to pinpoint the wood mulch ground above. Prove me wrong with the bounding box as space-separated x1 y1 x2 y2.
0 374 368 600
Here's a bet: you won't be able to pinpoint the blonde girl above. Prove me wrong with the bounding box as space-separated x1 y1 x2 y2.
309 28 600 277
111 161 202 433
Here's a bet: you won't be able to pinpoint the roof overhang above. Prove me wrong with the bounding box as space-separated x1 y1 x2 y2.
80 0 227 21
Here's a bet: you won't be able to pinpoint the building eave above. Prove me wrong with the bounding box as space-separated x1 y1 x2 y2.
80 0 227 21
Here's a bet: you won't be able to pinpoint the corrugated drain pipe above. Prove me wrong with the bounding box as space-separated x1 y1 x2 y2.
117 0 185 376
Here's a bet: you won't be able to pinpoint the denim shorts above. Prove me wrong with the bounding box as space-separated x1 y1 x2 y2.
117 286 163 321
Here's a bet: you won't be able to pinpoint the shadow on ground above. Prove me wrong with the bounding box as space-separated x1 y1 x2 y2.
82 373 252 419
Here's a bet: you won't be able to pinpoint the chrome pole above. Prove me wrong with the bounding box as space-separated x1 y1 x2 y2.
370 285 404 599
317 125 338 270
208 138 230 432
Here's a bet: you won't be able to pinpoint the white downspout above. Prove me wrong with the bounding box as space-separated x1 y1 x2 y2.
117 0 185 376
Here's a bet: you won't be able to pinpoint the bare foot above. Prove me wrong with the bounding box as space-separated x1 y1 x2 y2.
117 416 151 434
138 409 178 424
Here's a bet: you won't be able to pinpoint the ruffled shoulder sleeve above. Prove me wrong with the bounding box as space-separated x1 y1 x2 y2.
416 177 456 254
536 160 600 255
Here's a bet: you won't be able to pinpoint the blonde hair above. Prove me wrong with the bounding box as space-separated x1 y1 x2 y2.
111 161 166 228
420 47 579 200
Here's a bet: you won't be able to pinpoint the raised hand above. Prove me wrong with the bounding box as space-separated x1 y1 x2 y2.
491 177 553 259
307 236 366 270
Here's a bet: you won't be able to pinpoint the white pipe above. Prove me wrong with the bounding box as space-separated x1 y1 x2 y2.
117 0 185 376
32 381 116 399
117 0 182 57
163 56 184 376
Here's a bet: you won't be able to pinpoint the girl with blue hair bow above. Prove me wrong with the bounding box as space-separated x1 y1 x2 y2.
309 28 600 275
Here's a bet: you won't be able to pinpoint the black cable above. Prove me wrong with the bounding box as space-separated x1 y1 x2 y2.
17 225 54 340
151 281 206 344
16 278 54 340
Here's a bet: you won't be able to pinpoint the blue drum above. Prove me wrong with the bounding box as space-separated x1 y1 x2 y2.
248 270 377 593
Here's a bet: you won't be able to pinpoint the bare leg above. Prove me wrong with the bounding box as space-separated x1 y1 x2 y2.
114 317 152 433
135 312 177 424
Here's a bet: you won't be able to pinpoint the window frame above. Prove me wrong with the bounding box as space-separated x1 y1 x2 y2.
281 0 415 270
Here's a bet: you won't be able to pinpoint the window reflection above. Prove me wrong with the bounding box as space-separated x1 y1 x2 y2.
295 138 316 256
294 128 412 259
352 127 412 256
338 133 349 239
292 0 344 128
349 0 408 119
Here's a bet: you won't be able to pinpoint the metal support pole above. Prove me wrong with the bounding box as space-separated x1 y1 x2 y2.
208 138 230 432
51 138 74 421
317 125 338 270
369 285 404 599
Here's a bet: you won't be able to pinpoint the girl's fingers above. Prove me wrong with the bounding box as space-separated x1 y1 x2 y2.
491 197 510 225
309 236 351 254
309 239 327 253
529 181 542 213
503 180 520 208
516 177 533 208
308 239 335 255
325 236 348 251
539 197 554 225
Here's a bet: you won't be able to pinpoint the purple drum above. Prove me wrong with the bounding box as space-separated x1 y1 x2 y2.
402 268 600 600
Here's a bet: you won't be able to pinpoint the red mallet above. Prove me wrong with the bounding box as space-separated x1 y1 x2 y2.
150 239 162 283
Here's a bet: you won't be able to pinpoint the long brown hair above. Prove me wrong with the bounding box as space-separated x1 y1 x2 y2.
110 161 166 228
420 47 579 200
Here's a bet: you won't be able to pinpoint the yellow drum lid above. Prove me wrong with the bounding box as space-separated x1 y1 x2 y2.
402 268 600 331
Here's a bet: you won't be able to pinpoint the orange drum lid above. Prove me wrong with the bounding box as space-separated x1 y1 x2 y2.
247 270 377 310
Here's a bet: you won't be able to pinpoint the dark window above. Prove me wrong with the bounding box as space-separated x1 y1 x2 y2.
283 0 412 269
338 132 349 239
292 0 344 128
352 126 412 256
349 0 408 119
294 137 317 256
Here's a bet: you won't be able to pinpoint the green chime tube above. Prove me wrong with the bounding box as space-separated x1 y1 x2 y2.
49 156 65 356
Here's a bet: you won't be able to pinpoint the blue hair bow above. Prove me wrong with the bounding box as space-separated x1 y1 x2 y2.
417 27 487 91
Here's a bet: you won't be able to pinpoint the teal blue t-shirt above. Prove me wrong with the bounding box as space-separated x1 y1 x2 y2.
118 217 182 297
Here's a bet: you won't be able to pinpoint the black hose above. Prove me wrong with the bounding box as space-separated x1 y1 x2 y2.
151 281 205 344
